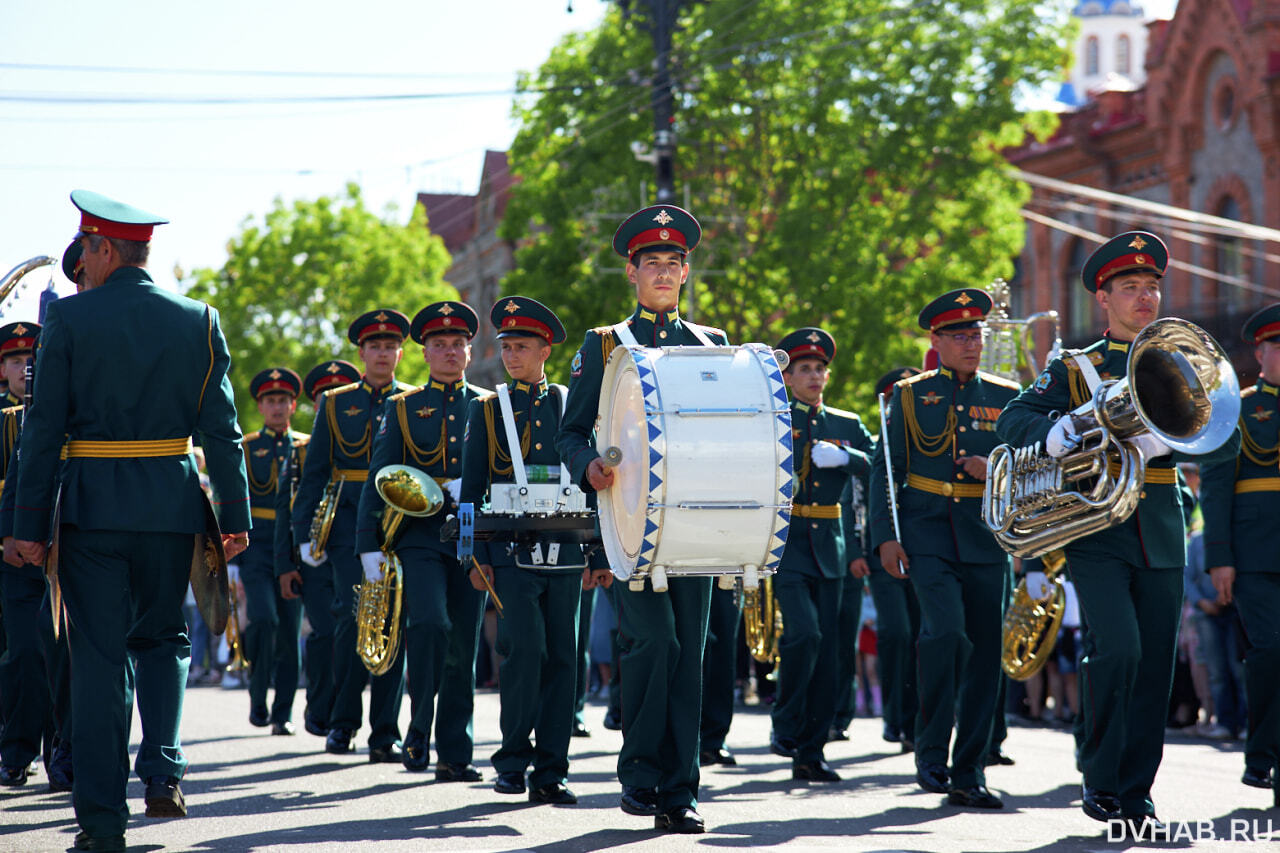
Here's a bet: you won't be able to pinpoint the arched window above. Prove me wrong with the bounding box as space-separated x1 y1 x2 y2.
1117 35 1131 75
1216 197 1248 311
1066 238 1093 339
1085 37 1100 76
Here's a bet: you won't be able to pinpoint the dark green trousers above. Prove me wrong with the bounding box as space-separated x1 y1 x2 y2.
398 545 484 765
297 558 336 729
1067 554 1181 815
909 554 1005 789
0 568 52 768
700 584 741 752
772 573 843 763
989 563 1015 752
240 536 301 725
833 574 865 730
866 564 919 740
60 528 192 838
573 586 594 729
1230 573 1280 786
605 583 623 723
616 576 711 810
492 567 579 786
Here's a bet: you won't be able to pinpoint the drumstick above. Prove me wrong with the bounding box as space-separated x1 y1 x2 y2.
470 556 505 618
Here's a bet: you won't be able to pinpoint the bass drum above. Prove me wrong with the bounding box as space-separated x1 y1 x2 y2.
596 342 792 586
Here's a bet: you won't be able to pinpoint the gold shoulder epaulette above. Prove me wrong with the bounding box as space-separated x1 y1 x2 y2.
0 403 24 416
325 381 361 398
477 391 498 403
1242 385 1258 399
978 371 1021 391
388 386 420 403
242 429 261 442
899 369 938 387
824 405 859 421
291 432 311 446
590 325 614 335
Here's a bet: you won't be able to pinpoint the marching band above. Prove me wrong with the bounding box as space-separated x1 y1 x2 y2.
1 193 1277 853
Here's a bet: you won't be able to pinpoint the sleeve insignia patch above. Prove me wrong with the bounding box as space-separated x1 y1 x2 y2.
1033 370 1054 393
570 351 583 377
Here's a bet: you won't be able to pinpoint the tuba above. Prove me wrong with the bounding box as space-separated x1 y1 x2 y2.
225 573 250 674
0 256 56 309
308 478 342 562
355 465 444 675
984 318 1239 559
741 575 782 676
1001 550 1066 680
979 278 1062 384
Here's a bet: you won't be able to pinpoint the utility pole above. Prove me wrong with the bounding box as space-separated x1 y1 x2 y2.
618 0 685 204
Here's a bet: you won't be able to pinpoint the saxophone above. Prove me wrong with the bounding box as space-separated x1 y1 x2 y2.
1001 550 1066 680
355 465 443 675
742 574 782 675
308 478 343 562
225 573 251 674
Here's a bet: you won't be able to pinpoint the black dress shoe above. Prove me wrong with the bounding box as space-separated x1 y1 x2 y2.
325 728 355 755
793 760 841 782
915 761 949 794
769 733 798 758
249 705 270 727
900 737 915 754
984 749 1014 766
144 775 187 818
619 785 660 816
1081 785 1121 822
1120 814 1170 841
828 727 850 742
0 764 29 786
402 732 429 772
271 721 296 736
304 714 328 737
494 771 526 794
369 742 403 764
947 784 1004 809
48 745 73 793
602 711 622 731
882 722 902 743
655 806 705 834
435 762 482 782
699 747 736 766
529 781 577 804
74 830 126 852
1242 766 1273 789
571 721 591 737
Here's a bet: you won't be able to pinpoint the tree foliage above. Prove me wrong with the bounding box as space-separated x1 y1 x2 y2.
502 0 1066 417
186 184 454 424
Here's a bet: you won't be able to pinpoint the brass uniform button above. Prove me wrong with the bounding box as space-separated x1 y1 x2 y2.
535 420 541 427
448 414 455 421
811 523 818 529
535 442 543 450
958 426 967 433
659 330 667 339
449 436 457 443
956 405 964 411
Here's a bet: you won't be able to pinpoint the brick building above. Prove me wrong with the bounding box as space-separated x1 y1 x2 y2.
1009 0 1280 368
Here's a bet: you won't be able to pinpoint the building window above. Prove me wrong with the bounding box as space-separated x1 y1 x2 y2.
1215 80 1237 130
1085 37 1100 76
1066 238 1093 338
1216 197 1248 312
1116 35 1131 75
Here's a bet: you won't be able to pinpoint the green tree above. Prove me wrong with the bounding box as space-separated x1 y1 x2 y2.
502 0 1065 418
186 184 454 425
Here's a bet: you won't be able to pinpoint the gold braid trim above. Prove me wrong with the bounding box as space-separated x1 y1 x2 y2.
244 437 279 497
1066 361 1091 409
1240 418 1279 466
899 382 955 459
598 329 619 371
796 441 811 486
483 396 530 477
1 407 19 478
394 395 446 469
324 385 372 464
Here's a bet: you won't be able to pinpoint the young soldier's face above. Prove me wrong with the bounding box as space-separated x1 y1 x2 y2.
256 392 296 430
627 251 688 312
931 327 984 376
1096 272 1161 339
783 358 829 406
358 337 403 384
422 333 471 383
1257 339 1280 385
1 353 27 396
500 336 550 384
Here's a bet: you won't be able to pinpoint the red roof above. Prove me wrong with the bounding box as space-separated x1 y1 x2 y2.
416 150 517 253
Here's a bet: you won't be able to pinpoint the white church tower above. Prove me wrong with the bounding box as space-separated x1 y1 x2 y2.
1062 1 1151 106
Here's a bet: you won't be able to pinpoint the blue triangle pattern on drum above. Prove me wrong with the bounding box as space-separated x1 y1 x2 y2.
649 471 662 491
779 477 793 500
649 446 661 467
644 518 659 536
773 386 789 405
778 423 793 451
648 421 661 442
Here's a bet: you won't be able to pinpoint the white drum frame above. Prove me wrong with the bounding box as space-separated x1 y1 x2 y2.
596 342 793 589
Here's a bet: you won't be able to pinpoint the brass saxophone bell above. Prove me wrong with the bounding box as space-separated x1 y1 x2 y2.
374 464 444 518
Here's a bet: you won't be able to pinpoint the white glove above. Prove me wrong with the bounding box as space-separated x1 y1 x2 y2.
226 562 240 586
1129 433 1172 460
810 441 850 469
360 551 384 583
1045 418 1078 458
443 478 462 503
1025 570 1049 599
299 541 324 567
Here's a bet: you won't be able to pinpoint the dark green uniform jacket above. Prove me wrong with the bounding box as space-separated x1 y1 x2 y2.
14 266 249 539
243 427 303 551
461 378 582 569
354 376 486 556
272 433 309 577
784 400 873 578
996 333 1240 568
1201 379 1280 572
870 366 1018 564
555 306 728 490
291 378 407 549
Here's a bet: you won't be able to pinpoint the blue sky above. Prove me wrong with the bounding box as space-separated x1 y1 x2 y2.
1 0 1177 321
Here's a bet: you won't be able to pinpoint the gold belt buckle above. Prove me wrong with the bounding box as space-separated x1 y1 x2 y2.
941 481 954 497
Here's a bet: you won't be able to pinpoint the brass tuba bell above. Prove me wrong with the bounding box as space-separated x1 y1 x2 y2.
741 575 783 679
355 465 444 675
1001 550 1067 680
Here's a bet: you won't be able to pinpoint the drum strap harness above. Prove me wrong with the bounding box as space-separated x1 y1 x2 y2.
610 317 717 348
494 382 575 567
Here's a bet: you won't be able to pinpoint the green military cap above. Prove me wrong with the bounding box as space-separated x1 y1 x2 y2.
61 240 83 284
613 204 701 260
490 295 566 344
1242 303 1280 344
347 309 410 345
1081 231 1167 293
70 189 168 241
249 367 302 400
410 300 479 343
776 327 836 364
875 366 921 399
303 360 360 401
0 321 40 358
918 288 993 331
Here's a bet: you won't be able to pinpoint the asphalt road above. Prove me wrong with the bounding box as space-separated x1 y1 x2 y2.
3 682 1276 852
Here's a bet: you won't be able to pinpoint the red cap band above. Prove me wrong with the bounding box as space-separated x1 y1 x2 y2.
312 375 348 395
499 316 553 342
255 380 296 398
930 307 984 330
78 213 155 242
786 344 828 361
627 227 689 256
0 337 34 355
1255 321 1280 343
356 321 404 343
1095 253 1161 288
418 316 471 337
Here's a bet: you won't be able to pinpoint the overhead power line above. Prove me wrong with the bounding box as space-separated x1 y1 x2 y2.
0 61 512 80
